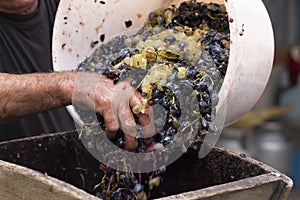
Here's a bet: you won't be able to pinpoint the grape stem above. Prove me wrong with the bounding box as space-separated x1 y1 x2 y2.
179 116 201 132
197 71 214 85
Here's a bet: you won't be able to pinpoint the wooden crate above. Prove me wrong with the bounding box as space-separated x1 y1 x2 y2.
0 131 293 199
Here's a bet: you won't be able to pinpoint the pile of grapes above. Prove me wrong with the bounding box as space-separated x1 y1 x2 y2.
76 1 230 199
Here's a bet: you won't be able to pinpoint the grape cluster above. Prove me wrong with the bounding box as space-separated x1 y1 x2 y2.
95 160 165 200
77 1 229 199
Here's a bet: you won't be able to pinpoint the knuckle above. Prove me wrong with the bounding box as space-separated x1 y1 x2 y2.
125 121 136 129
105 118 119 132
106 124 119 132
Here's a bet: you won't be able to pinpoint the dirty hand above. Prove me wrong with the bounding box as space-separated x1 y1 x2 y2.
73 73 155 151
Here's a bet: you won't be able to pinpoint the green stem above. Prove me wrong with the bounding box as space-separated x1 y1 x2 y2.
180 116 201 132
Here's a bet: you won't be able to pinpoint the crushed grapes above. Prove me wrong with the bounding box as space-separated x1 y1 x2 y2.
76 1 230 199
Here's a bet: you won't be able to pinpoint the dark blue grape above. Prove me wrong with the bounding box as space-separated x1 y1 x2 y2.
186 69 197 79
116 137 125 148
110 188 123 200
202 92 210 101
171 104 181 118
218 54 228 63
148 12 157 20
194 81 208 91
133 183 144 194
199 100 208 108
164 35 176 45
162 136 173 146
211 92 219 106
204 113 212 122
201 118 209 130
123 176 134 187
152 89 164 99
178 42 187 50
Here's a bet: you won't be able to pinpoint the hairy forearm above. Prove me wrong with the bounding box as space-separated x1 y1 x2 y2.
0 72 76 123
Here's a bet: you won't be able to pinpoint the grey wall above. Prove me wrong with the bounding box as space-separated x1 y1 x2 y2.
263 0 300 47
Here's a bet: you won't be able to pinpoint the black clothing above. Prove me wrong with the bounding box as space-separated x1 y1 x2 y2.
0 0 76 141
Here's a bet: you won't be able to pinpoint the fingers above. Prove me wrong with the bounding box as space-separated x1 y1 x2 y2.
118 102 137 136
102 109 119 139
123 134 138 152
99 78 155 151
115 81 155 150
103 104 139 151
141 106 156 139
129 91 156 140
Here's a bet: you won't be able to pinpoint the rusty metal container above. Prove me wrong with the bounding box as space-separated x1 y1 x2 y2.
0 132 293 199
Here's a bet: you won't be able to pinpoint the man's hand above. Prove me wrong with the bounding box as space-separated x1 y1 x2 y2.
0 72 154 151
72 72 155 151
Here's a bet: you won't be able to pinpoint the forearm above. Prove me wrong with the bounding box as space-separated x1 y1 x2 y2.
0 72 76 123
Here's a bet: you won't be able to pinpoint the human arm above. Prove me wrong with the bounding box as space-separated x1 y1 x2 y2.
0 72 153 150
0 72 75 122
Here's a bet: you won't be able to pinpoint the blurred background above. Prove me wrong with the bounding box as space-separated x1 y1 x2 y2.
216 0 300 199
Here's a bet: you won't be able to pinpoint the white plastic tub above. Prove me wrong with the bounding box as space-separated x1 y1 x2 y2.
52 0 274 126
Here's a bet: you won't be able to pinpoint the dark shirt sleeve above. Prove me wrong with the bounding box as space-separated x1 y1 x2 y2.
0 0 76 141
